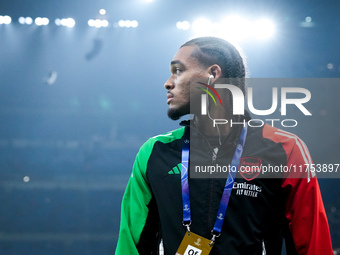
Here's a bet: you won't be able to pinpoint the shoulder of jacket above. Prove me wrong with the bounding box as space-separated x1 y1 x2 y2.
262 124 313 165
149 127 185 143
262 124 302 147
137 127 185 155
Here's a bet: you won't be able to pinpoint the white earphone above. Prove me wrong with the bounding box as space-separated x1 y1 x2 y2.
206 74 223 145
208 74 214 85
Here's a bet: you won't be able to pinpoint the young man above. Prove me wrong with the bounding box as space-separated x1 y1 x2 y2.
116 37 333 254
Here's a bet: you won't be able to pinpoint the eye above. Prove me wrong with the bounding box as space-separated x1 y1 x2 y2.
175 67 182 75
170 65 183 75
170 65 181 75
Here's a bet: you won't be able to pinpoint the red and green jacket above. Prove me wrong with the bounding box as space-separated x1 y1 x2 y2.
116 122 333 255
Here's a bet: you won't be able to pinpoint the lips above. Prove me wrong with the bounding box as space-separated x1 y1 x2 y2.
167 93 174 104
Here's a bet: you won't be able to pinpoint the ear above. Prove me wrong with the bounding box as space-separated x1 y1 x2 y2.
208 64 222 80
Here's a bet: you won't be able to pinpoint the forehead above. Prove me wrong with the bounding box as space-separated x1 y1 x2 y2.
171 46 200 67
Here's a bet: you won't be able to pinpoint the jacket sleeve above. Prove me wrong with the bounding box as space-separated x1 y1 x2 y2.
115 140 157 254
280 133 333 255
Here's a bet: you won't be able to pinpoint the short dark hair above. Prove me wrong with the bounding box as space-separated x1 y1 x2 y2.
180 36 246 94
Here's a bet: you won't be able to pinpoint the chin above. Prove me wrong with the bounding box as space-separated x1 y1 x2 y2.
167 108 181 120
167 105 189 120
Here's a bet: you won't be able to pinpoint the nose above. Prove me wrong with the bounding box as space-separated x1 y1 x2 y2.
164 77 174 90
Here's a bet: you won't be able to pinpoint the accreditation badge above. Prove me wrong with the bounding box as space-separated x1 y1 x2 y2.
175 231 213 255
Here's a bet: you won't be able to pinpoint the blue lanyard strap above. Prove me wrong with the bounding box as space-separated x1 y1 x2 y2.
212 125 247 233
181 125 248 235
181 127 191 224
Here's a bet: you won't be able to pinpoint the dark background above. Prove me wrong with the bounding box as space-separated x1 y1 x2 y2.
0 0 339 254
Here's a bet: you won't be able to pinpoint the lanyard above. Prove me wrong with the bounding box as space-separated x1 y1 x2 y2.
181 125 248 238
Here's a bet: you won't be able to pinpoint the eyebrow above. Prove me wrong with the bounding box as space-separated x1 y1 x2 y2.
170 60 184 66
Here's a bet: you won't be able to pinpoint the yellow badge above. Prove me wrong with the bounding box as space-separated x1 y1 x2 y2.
175 231 214 255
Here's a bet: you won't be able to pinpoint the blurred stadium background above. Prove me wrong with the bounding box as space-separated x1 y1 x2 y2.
0 0 339 254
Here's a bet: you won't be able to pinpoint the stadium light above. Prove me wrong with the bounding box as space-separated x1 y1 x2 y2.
18 17 26 24
88 19 95 27
131 20 138 28
118 20 138 28
55 18 61 26
35 17 49 26
252 18 275 39
35 17 43 26
220 16 251 41
118 20 125 27
4 15 12 24
25 17 33 25
176 21 190 30
305 17 312 23
87 19 109 28
0 15 12 25
192 18 213 36
41 18 49 26
327 63 334 70
62 18 75 27
101 20 109 27
34 17 50 26
94 19 102 28
189 16 276 41
54 18 75 27
125 20 132 28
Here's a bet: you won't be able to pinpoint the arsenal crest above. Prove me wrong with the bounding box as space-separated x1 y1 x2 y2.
239 157 262 181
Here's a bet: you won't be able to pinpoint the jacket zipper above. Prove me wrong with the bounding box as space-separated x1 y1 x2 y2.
212 149 217 164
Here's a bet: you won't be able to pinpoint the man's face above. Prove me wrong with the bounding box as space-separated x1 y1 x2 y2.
164 46 209 120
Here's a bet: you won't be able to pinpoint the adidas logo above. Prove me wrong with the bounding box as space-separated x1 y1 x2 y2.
168 163 181 175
